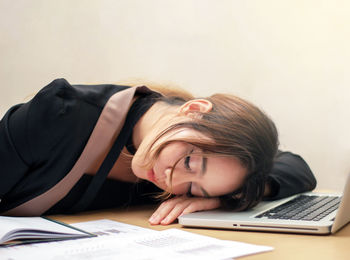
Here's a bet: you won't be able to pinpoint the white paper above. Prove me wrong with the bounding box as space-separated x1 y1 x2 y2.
131 228 273 260
0 216 85 235
71 219 156 236
0 219 273 260
0 216 88 244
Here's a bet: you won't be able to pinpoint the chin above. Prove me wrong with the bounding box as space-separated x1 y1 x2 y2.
131 166 145 180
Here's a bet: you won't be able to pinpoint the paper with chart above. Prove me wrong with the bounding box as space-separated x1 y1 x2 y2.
0 219 273 260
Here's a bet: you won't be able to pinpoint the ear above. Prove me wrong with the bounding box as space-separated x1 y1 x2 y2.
179 99 213 116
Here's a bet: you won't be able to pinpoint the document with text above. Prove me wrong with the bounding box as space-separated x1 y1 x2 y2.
0 219 273 259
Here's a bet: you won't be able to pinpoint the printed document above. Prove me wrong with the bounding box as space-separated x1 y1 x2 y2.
0 219 273 259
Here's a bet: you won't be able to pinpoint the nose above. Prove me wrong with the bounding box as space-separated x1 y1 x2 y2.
164 167 194 188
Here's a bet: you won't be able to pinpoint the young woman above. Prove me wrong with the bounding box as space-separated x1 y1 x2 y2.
0 78 316 225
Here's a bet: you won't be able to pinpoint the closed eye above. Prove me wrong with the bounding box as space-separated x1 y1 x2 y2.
184 149 194 171
184 156 191 170
184 149 194 196
186 183 193 197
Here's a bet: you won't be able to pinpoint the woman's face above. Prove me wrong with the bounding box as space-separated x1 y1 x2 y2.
131 128 248 197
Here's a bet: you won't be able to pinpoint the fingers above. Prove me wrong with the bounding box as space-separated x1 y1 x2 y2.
149 196 189 225
181 197 220 215
148 196 221 226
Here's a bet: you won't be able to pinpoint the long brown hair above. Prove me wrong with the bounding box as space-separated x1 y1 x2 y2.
145 85 279 210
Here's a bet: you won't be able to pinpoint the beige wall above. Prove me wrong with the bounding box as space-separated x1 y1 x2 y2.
1 0 349 191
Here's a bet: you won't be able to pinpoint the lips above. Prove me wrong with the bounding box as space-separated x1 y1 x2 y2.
147 169 156 183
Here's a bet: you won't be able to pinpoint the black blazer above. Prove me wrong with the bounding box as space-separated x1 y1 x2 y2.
0 79 317 215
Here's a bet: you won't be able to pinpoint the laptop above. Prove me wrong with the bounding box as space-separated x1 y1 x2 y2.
179 173 350 234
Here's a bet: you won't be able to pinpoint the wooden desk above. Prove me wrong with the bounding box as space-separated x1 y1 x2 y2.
51 205 350 260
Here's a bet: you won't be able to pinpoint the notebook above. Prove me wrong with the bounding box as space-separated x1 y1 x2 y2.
179 173 350 234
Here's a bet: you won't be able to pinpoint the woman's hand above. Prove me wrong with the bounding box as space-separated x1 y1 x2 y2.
148 195 221 225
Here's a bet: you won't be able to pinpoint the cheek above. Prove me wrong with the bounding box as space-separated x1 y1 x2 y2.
209 172 246 196
154 143 187 169
168 183 189 195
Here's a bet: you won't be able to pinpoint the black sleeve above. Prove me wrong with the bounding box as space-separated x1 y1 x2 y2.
264 151 317 200
0 79 79 200
0 104 31 197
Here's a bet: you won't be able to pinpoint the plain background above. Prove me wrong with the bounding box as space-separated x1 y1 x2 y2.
0 0 349 191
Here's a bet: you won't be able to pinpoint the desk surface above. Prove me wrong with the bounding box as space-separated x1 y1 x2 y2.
51 205 350 260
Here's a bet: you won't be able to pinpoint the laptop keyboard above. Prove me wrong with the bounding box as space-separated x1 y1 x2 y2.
256 195 341 221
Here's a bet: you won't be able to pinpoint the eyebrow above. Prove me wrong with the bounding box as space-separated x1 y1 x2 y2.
201 157 207 176
199 157 210 198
